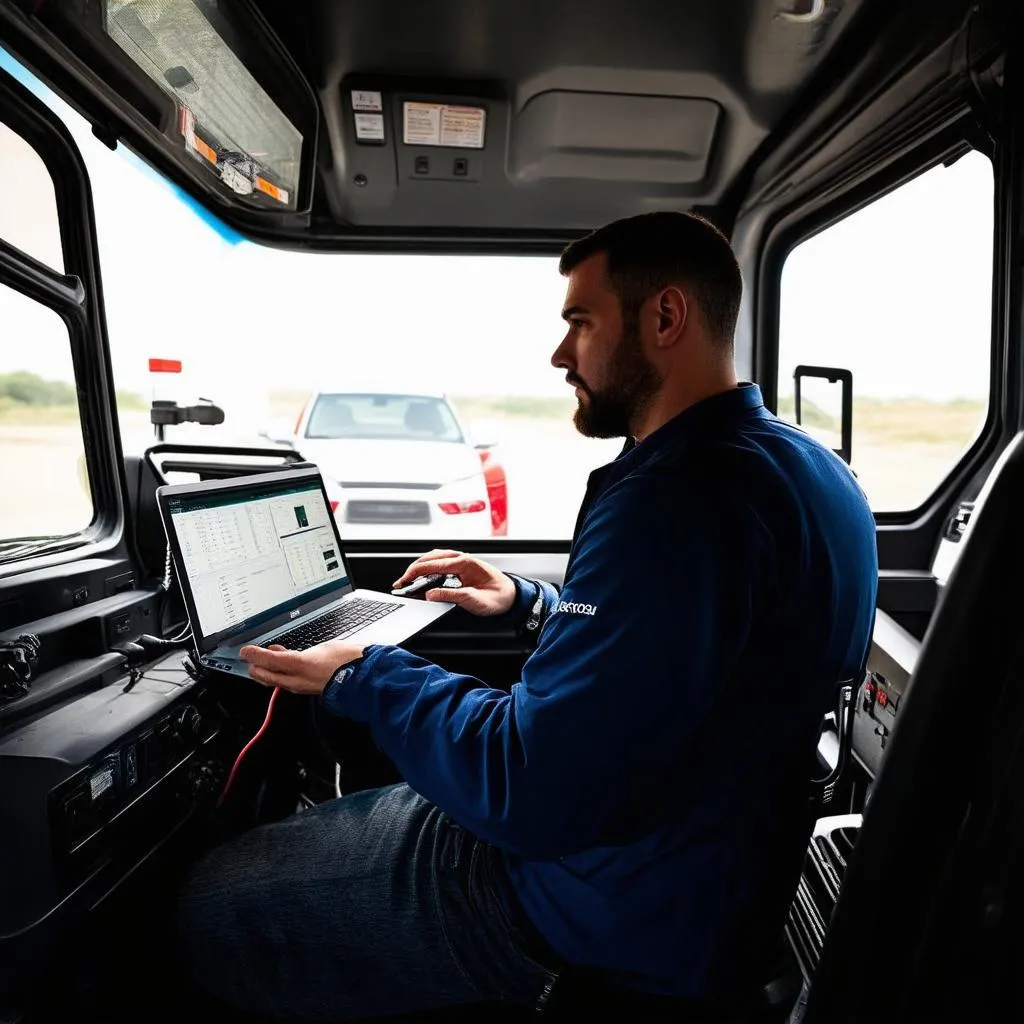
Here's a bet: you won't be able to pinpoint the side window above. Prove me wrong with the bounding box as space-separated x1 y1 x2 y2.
0 121 94 547
778 150 993 512
0 120 63 269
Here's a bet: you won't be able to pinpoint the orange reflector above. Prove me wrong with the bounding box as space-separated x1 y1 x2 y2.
149 358 182 373
255 176 290 204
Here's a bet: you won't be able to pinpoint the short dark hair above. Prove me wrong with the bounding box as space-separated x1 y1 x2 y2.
559 211 742 348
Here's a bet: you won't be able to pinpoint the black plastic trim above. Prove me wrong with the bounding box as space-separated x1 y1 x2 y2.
0 64 126 575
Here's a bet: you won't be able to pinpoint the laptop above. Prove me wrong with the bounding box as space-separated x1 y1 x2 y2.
155 465 455 679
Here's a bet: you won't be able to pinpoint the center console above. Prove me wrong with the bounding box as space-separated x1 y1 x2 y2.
786 608 921 981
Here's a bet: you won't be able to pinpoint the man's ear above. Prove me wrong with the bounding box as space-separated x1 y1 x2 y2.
654 286 688 349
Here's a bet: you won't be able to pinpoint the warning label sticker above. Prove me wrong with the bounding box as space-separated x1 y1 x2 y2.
354 112 386 142
351 90 382 112
403 102 485 149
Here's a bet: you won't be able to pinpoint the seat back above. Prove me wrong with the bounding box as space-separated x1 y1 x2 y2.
798 431 1024 1021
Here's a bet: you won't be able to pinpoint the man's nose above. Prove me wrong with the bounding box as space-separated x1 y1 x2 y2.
551 332 572 369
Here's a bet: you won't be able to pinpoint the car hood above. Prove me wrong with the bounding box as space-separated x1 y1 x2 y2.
297 438 481 486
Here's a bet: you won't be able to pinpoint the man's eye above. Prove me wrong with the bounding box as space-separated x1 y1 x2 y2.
569 319 585 331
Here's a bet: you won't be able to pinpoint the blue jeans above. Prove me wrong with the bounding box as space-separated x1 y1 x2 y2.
176 783 561 1020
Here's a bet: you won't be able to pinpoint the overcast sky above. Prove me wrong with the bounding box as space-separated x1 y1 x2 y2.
0 44 995 418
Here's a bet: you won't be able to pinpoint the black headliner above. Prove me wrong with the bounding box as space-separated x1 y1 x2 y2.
0 0 992 246
263 0 871 232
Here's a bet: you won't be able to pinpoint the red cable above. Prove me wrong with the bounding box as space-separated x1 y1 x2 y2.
217 686 282 807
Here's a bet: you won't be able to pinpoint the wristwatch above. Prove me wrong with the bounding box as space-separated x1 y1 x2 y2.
523 580 544 636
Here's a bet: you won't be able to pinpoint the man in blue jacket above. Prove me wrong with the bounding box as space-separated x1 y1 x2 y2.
178 212 878 1020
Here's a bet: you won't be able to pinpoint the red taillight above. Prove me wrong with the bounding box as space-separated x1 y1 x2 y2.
478 450 508 536
329 500 339 513
438 500 487 515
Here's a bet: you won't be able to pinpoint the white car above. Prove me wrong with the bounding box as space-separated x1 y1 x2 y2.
283 391 495 540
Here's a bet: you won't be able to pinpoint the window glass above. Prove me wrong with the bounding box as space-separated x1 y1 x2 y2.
0 282 92 542
0 121 63 269
3 52 624 542
778 151 993 512
304 394 464 443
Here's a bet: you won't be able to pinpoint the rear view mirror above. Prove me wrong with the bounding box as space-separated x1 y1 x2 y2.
793 365 853 465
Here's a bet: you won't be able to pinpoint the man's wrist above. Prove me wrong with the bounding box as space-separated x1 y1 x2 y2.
328 662 357 689
505 573 538 620
323 649 367 696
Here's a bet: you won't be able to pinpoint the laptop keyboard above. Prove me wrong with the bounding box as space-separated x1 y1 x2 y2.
265 598 399 651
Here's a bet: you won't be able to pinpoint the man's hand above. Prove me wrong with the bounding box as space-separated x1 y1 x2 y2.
393 549 517 617
238 639 365 695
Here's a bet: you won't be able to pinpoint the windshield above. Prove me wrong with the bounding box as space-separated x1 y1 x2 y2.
0 47 624 544
0 44 994 549
305 394 464 443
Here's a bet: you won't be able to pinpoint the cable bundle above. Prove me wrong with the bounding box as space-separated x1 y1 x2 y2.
0 633 42 701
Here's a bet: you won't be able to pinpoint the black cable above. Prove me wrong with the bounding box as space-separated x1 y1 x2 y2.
117 631 195 692
0 633 42 701
116 641 148 693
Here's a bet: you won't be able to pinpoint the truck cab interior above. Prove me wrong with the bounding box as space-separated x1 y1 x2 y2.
0 0 1021 1021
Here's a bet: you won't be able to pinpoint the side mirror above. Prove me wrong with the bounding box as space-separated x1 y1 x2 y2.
793 365 852 465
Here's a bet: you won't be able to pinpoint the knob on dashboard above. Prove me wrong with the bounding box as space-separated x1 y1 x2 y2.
173 704 202 740
181 760 221 800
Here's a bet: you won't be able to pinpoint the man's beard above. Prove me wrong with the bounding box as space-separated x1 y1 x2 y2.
571 314 662 439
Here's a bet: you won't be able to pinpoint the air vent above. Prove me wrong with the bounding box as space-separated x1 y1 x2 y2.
104 571 136 597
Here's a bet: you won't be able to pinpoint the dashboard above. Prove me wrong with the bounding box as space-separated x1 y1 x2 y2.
0 450 339 1020
0 608 244 1016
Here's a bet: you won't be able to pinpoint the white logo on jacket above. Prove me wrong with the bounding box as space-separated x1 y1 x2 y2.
555 600 597 616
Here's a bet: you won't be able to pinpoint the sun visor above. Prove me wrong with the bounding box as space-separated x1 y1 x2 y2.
508 91 721 186
22 0 317 215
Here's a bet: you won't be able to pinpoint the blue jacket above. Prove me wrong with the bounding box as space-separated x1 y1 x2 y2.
322 383 878 999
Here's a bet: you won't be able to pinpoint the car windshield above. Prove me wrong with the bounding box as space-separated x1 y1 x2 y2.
305 393 463 443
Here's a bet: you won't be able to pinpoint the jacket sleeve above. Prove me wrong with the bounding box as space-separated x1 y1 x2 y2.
503 572 560 647
322 476 769 858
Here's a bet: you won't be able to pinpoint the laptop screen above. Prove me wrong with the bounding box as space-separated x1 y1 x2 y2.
164 474 350 643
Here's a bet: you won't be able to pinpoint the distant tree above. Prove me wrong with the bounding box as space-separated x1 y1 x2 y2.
0 371 76 406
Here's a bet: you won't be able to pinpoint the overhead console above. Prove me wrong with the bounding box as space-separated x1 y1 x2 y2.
328 77 506 227
323 73 735 231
